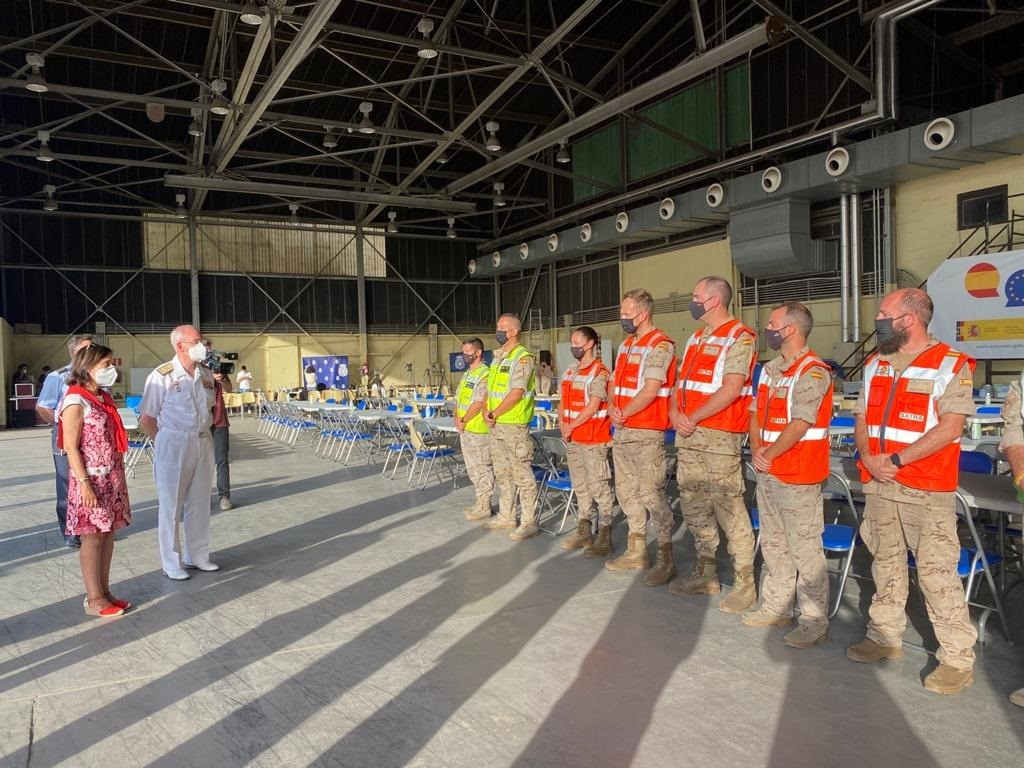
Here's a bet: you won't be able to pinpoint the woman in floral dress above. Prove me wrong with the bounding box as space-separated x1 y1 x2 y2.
58 344 132 618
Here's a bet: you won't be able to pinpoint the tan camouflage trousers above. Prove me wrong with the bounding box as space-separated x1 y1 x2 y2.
756 474 828 627
612 429 674 544
566 441 615 527
675 442 756 567
861 493 976 669
489 423 538 524
459 430 493 500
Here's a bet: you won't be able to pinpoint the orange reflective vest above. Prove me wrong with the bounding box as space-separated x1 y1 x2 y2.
755 350 833 485
611 328 676 431
676 318 755 433
858 342 974 492
560 359 612 445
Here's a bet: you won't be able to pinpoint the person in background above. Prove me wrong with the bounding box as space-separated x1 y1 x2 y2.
454 337 494 522
236 365 253 393
1000 369 1023 707
205 338 234 511
12 363 31 389
140 325 219 581
38 365 52 389
36 334 94 547
559 326 616 558
57 344 132 618
538 360 553 397
305 364 318 390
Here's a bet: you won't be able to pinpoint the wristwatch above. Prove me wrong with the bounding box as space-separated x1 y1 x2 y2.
889 453 903 468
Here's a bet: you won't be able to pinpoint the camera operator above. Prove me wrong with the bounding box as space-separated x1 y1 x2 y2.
139 325 219 580
204 338 234 511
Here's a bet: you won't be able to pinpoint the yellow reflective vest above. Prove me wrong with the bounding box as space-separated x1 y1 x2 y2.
486 345 535 425
455 364 490 434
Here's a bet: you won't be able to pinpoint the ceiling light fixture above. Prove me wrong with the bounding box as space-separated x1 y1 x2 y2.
556 139 571 164
436 143 449 164
386 210 398 233
42 184 58 211
446 216 456 239
484 121 501 152
187 119 203 137
288 203 299 224
416 18 438 59
322 126 338 149
174 193 187 218
36 130 54 162
24 53 48 93
209 79 231 116
239 2 265 26
357 101 375 134
493 182 506 207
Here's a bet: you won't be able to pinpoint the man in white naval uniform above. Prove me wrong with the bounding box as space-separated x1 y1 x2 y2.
139 325 220 580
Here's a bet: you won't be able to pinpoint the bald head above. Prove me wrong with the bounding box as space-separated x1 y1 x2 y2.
170 325 201 347
893 288 934 325
498 313 522 333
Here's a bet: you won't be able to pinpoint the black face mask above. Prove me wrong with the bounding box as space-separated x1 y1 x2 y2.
690 299 708 320
570 346 586 360
765 328 785 351
496 330 509 345
875 314 909 354
462 353 477 367
620 316 639 335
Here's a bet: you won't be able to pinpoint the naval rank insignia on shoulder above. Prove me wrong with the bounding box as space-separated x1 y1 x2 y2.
156 362 175 376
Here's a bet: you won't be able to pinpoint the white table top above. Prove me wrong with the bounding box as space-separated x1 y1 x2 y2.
966 414 1004 425
829 425 855 437
956 473 1021 515
117 408 139 431
295 403 354 412
426 417 457 433
353 409 417 422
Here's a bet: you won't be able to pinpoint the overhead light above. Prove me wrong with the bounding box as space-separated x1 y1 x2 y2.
436 143 449 164
36 130 54 163
446 216 456 239
493 182 506 207
24 53 48 93
288 203 299 224
239 2 264 26
42 184 58 212
357 102 375 134
484 121 501 152
187 119 203 137
416 18 438 59
174 193 187 218
209 79 231 116
386 210 398 233
322 126 338 149
556 139 571 164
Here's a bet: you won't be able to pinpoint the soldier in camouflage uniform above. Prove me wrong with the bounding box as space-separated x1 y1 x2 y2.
742 302 833 648
668 276 758 614
483 314 539 541
454 337 494 521
848 288 977 695
558 326 616 557
1000 370 1023 706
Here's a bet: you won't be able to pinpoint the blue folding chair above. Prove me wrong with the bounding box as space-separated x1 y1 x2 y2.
959 450 994 475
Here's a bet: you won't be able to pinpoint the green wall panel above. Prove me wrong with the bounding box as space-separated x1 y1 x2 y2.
571 122 622 202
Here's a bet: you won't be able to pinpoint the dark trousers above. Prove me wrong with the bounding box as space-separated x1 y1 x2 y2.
212 426 230 499
51 430 70 537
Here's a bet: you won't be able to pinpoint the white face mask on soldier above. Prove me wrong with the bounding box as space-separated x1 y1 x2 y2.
187 342 207 362
94 366 117 388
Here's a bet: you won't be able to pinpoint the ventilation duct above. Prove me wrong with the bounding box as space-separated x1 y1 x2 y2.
824 147 850 177
729 198 814 279
706 183 725 208
760 166 783 193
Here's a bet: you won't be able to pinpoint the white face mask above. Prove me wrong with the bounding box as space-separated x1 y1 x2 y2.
94 366 118 388
187 342 207 363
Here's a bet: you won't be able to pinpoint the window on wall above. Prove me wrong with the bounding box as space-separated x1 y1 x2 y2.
957 185 1008 230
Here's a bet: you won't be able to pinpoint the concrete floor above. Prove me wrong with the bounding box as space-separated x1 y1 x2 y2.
1 421 1022 768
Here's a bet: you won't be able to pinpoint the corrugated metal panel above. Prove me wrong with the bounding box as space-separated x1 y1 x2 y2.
143 214 387 277
627 77 718 181
572 122 622 203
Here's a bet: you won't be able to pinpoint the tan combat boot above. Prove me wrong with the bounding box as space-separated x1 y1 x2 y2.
483 497 517 530
642 543 677 587
846 637 904 663
923 664 974 695
719 565 757 614
463 496 491 521
783 623 828 649
561 519 593 550
582 525 612 558
668 557 720 596
740 607 793 628
604 532 648 572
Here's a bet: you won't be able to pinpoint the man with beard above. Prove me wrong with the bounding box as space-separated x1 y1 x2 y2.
847 288 977 695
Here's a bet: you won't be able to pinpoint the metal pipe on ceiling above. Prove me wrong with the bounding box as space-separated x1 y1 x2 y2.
447 17 786 196
849 192 861 341
839 195 850 343
164 174 477 213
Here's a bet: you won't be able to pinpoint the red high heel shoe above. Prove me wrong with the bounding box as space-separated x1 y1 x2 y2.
105 592 132 611
83 597 124 618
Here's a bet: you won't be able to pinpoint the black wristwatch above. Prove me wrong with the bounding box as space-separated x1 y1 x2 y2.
889 453 903 468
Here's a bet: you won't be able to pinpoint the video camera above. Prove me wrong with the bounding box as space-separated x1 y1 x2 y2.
201 349 238 376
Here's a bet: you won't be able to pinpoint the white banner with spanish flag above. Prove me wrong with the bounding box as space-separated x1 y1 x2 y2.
927 248 1024 359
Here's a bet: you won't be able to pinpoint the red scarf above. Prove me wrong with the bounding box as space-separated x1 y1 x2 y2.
57 385 129 454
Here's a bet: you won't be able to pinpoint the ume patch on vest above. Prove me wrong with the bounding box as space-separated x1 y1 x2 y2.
898 411 925 422
905 379 935 394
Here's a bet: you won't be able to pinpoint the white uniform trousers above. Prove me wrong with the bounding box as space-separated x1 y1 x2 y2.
154 428 215 573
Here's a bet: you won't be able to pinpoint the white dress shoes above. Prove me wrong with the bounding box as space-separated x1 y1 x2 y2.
163 568 190 581
184 561 221 572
